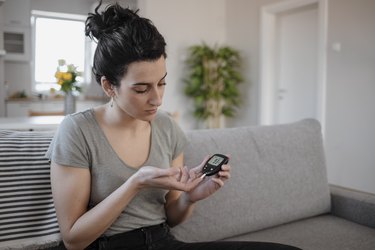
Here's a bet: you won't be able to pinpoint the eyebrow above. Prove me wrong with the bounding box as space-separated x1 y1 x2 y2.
132 72 168 86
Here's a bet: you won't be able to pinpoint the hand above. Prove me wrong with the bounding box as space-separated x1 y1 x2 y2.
133 165 203 192
184 155 231 203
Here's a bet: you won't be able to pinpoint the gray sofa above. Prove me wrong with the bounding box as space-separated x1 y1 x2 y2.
0 119 374 249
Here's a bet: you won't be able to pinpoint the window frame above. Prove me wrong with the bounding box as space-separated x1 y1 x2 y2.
31 10 92 93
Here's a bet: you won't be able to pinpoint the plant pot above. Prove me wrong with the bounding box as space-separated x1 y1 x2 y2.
64 91 76 115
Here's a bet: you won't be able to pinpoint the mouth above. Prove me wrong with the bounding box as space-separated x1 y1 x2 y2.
145 108 158 115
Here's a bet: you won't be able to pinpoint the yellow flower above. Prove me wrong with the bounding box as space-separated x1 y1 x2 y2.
55 71 63 80
55 59 82 93
63 72 73 81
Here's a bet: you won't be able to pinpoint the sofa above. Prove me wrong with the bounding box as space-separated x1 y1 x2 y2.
0 119 374 249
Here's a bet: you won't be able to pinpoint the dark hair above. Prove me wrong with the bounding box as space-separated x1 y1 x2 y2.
85 1 167 86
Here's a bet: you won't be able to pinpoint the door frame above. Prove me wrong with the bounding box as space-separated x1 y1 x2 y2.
259 0 328 133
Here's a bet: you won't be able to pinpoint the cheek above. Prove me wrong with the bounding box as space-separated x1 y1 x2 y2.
126 93 147 107
118 87 137 102
159 88 166 98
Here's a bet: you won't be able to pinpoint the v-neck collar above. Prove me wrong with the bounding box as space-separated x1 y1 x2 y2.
88 109 154 171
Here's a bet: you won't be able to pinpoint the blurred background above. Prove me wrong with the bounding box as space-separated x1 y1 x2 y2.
0 0 374 194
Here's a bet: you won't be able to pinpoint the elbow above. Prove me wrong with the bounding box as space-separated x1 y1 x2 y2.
166 220 178 228
166 217 186 228
63 242 88 250
61 236 92 250
62 240 80 250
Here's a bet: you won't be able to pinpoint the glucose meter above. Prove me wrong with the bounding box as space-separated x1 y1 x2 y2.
201 154 229 176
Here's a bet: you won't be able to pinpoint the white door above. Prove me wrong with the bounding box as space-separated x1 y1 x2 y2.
275 4 319 124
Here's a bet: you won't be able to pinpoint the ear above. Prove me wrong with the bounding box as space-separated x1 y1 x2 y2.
101 76 115 98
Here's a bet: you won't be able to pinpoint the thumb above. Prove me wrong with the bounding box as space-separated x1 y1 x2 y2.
192 155 210 174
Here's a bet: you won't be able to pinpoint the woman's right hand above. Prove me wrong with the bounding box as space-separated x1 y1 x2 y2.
133 166 203 192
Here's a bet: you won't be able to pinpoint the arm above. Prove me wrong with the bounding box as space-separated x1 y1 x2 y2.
51 162 140 250
330 184 375 228
164 153 196 227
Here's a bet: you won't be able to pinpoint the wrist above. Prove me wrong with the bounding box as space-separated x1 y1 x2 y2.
128 173 144 192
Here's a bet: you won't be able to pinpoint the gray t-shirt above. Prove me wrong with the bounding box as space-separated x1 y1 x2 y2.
46 109 188 236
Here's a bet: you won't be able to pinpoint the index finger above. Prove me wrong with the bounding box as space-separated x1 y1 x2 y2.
156 167 181 177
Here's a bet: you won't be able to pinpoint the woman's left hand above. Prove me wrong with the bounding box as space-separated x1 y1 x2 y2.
183 155 231 203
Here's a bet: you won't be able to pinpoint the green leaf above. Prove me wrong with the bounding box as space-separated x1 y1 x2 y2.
183 43 245 121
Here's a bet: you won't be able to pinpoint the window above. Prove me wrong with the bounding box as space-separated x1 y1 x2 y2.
32 11 90 92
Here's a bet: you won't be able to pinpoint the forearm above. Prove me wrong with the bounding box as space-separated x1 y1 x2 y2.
60 177 140 249
165 192 196 227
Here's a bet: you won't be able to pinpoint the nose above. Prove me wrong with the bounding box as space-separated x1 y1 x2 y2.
149 87 163 107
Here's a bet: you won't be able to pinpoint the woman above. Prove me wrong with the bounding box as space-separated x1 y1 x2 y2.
47 2 301 250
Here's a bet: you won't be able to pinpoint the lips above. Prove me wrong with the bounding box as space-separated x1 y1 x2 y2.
145 109 157 115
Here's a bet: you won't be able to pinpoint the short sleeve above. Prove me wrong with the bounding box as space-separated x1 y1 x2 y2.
168 115 188 160
152 111 188 162
159 112 188 160
45 115 90 168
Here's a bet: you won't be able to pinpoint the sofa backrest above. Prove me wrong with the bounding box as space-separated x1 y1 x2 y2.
171 119 331 242
0 130 60 249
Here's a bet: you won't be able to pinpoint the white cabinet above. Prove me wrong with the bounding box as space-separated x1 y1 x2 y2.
6 101 56 117
0 1 5 117
6 102 39 117
6 99 105 117
2 0 31 61
3 26 30 61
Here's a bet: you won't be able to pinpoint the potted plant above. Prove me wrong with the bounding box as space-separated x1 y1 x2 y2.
184 43 243 128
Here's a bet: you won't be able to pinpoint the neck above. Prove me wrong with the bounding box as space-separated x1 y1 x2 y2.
97 105 150 132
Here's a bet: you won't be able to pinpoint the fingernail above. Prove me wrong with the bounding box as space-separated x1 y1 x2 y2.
200 173 206 179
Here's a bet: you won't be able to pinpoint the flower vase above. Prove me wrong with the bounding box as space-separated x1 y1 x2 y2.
64 91 76 115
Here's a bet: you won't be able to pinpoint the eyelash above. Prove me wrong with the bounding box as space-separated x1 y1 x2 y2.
134 83 167 94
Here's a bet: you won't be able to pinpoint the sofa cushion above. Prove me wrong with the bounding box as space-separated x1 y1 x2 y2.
171 119 331 242
0 130 61 249
225 215 375 250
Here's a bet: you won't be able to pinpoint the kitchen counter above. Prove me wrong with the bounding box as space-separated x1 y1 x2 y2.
5 96 108 117
5 95 108 103
0 115 64 130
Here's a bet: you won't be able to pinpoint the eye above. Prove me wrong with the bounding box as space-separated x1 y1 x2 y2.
132 82 166 94
133 86 150 94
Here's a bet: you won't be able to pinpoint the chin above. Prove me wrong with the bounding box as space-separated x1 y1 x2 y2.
139 111 158 122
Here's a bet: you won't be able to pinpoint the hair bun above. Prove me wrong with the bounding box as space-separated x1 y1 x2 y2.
85 2 139 41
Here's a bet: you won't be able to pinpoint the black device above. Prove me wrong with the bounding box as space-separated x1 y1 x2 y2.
202 154 229 176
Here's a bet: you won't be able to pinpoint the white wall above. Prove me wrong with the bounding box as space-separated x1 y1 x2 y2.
138 0 227 130
31 0 95 15
225 0 282 127
224 0 375 194
324 0 375 193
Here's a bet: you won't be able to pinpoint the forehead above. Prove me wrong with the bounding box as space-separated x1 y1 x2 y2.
123 57 167 84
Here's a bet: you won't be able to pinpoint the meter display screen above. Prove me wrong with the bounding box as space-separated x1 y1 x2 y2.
208 155 224 166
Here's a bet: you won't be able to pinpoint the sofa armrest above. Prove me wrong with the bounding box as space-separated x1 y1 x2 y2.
330 184 375 228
